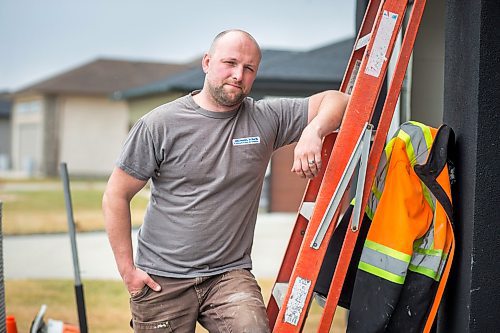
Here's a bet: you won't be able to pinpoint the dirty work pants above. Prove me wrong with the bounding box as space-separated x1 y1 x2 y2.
130 268 270 333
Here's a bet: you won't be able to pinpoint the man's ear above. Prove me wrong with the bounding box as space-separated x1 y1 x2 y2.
201 53 210 74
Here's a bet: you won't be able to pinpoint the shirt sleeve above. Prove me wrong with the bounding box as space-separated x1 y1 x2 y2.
255 97 309 150
116 119 163 181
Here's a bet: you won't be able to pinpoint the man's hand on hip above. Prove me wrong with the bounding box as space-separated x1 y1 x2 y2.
123 266 161 295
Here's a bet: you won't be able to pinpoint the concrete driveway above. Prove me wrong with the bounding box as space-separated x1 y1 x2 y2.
3 213 296 280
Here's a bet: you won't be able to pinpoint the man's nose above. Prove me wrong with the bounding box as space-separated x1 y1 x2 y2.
232 66 244 81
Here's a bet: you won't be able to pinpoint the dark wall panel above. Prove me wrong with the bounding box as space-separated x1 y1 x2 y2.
442 1 500 332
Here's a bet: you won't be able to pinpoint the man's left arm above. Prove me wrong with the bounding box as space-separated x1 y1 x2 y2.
291 90 350 178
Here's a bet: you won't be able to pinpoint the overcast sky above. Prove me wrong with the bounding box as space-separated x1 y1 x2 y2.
0 0 356 92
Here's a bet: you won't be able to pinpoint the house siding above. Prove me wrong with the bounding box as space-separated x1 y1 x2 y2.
128 91 184 126
42 94 59 176
59 96 128 177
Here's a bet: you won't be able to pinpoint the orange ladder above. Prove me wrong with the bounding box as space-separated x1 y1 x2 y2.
267 0 429 331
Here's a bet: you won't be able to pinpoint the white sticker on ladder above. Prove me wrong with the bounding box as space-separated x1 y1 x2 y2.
284 276 312 326
365 10 398 78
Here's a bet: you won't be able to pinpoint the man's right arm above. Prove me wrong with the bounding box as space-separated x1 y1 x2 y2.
102 167 161 293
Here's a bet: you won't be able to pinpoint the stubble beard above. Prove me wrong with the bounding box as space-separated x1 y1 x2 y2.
208 82 246 108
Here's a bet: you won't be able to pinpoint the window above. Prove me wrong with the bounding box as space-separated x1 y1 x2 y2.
17 100 42 115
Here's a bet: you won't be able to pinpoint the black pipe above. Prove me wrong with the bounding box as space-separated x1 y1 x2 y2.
60 162 88 333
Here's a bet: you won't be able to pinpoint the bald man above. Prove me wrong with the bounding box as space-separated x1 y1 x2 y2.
103 29 349 332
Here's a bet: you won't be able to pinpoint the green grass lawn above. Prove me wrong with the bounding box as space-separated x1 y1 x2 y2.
1 179 148 235
5 279 132 333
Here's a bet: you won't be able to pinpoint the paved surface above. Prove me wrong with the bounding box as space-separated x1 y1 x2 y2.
3 213 296 280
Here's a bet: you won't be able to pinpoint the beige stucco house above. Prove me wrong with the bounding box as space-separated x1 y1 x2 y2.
11 58 190 177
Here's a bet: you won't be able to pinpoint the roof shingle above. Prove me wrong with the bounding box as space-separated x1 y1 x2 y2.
16 58 192 96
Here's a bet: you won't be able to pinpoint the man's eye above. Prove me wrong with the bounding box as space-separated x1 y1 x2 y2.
245 66 255 72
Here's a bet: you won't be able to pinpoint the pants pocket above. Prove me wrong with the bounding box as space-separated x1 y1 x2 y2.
132 319 173 332
130 284 150 301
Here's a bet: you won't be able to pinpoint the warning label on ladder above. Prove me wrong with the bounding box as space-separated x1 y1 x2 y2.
365 10 398 77
284 277 312 326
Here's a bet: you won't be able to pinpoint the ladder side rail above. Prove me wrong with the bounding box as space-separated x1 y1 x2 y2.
273 0 409 331
266 135 336 329
266 0 383 328
340 0 383 93
316 0 429 331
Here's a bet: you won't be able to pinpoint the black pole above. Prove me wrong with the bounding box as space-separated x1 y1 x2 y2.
60 162 88 333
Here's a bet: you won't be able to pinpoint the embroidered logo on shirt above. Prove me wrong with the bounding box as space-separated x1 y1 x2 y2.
232 136 261 146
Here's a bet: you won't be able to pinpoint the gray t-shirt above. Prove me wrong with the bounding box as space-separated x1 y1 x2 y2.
118 92 308 277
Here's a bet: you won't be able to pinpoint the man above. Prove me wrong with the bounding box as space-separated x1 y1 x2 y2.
103 29 349 332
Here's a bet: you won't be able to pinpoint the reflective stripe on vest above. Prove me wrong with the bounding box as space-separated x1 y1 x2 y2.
409 251 443 280
358 239 411 284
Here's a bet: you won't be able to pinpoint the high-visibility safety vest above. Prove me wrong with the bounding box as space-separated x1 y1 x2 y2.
346 121 456 333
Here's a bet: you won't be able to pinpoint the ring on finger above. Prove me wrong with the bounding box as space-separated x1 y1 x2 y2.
308 160 315 165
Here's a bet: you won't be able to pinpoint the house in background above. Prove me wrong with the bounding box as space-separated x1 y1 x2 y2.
117 38 354 211
0 92 13 171
11 58 191 177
